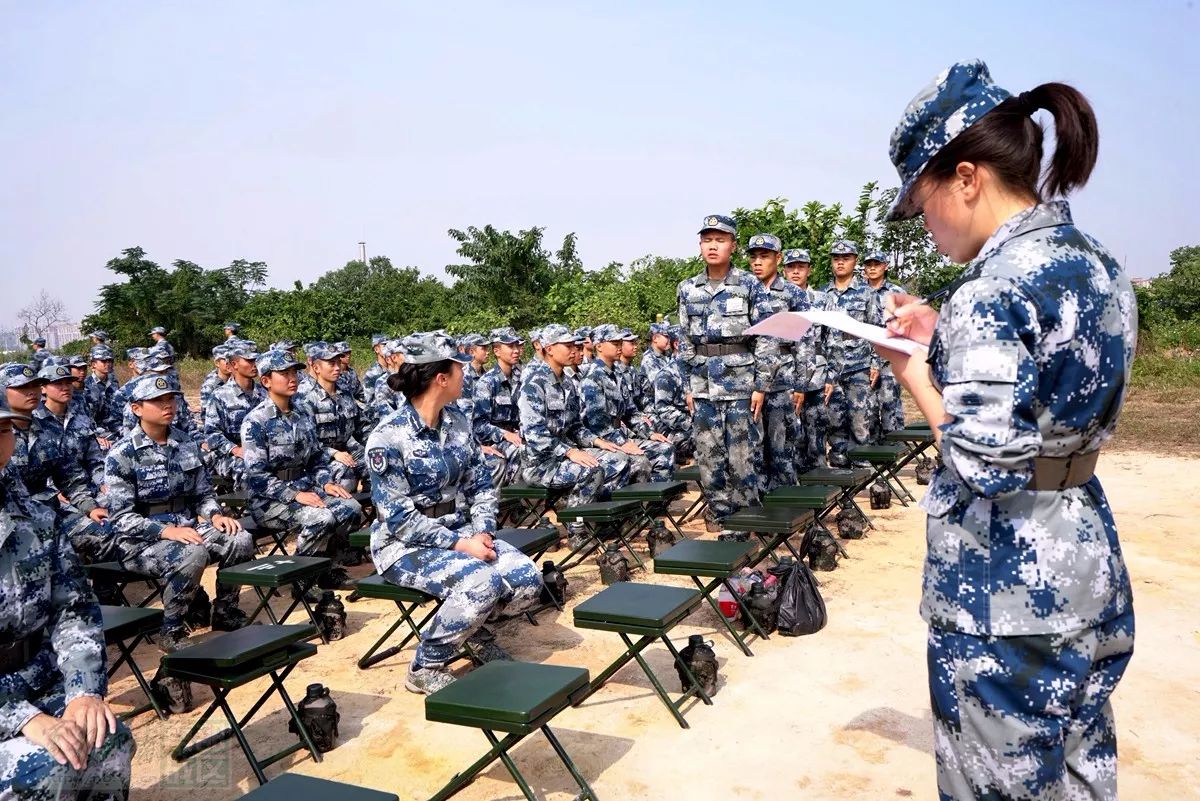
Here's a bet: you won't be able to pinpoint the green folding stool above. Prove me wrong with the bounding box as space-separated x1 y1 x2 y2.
86 562 163 608
352 574 478 670
555 500 644 573
763 485 849 558
162 624 322 786
424 661 597 801
498 484 569 528
796 467 877 528
573 582 709 729
218 554 334 642
238 772 397 800
653 539 763 656
496 526 564 624
100 605 166 720
610 480 690 542
848 443 913 505
721 506 815 566
672 464 709 526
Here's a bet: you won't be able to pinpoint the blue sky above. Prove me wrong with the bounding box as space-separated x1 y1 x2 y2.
1 1 1195 324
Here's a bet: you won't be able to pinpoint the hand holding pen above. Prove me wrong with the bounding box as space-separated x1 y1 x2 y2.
882 285 951 346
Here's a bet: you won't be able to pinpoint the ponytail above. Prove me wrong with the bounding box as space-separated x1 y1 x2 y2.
922 81 1099 201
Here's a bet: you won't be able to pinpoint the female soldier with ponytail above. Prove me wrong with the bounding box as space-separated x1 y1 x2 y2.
879 61 1136 800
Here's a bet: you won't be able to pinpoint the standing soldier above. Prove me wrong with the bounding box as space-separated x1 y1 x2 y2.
518 324 631 547
203 341 266 489
223 322 241 343
576 328 595 364
106 373 254 649
148 327 175 362
819 240 883 467
240 350 362 583
862 251 908 441
677 214 777 532
298 342 366 493
0 396 135 800
30 337 53 369
88 329 110 347
782 249 830 470
472 328 526 487
747 234 809 491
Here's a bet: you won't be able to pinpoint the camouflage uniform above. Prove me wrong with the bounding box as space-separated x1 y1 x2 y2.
819 270 883 464
472 363 524 488
33 404 104 495
105 418 253 636
367 401 540 668
241 394 361 557
517 327 630 533
646 358 694 461
788 278 830 472
864 269 909 441
336 366 363 403
758 269 810 491
117 379 201 445
297 377 366 492
677 221 778 522
0 468 135 801
579 354 674 482
887 61 1137 801
202 378 267 488
361 361 386 408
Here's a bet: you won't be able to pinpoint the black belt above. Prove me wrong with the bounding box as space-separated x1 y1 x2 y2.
135 498 193 516
0 629 44 673
694 343 750 357
416 500 456 518
778 343 795 354
274 467 303 481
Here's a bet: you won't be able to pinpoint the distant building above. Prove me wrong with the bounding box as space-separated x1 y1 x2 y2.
0 322 83 353
1131 277 1155 289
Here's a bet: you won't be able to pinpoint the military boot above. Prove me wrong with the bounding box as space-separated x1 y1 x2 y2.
211 605 249 632
405 662 456 695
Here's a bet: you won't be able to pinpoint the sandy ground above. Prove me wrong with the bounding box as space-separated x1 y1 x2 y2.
115 450 1200 800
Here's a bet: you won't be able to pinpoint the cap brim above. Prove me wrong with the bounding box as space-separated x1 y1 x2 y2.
885 165 926 222
135 389 182 401
0 408 32 421
6 377 47 388
262 360 305 373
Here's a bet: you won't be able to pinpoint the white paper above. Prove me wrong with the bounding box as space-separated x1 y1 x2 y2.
746 310 927 356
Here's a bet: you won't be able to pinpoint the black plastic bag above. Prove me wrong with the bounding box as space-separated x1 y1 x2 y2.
775 560 827 636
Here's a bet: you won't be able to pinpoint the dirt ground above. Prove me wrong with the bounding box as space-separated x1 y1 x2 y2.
116 449 1200 801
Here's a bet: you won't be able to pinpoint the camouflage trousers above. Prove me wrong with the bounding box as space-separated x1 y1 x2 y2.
826 371 877 462
693 398 761 521
483 439 524 488
62 515 118 564
0 682 135 801
250 494 362 557
928 610 1135 801
521 450 630 534
117 520 255 632
760 390 798 492
330 458 367 493
622 438 675 483
796 391 828 473
381 539 542 666
873 371 905 442
205 451 246 490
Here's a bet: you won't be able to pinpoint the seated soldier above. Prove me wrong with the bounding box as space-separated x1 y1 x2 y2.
362 334 389 407
297 342 366 492
472 328 526 488
105 374 253 650
365 340 407 431
198 343 233 421
241 350 362 585
646 334 696 463
367 332 542 694
36 363 106 493
118 356 202 444
332 341 364 403
0 397 135 800
580 324 675 482
203 340 266 489
517 324 631 547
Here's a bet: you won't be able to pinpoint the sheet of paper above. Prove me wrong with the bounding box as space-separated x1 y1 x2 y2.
746 310 927 356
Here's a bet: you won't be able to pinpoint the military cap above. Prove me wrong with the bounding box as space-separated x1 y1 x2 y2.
381 338 406 357
746 233 782 253
620 328 638 341
125 347 147 361
458 334 487 349
668 324 682 341
226 340 260 361
331 341 351 355
42 356 69 369
0 362 44 388
649 322 671 337
574 326 594 342
0 392 31 422
371 333 389 347
89 330 109 342
528 328 543 345
89 345 115 361
539 324 580 346
224 321 242 332
306 341 338 361
783 248 812 265
886 60 1012 221
255 349 305 375
698 214 737 235
489 327 523 345
37 363 74 383
210 344 231 359
400 332 473 365
141 355 173 373
270 339 297 353
32 337 46 346
126 372 182 402
67 355 88 369
864 250 889 264
591 324 623 343
149 326 167 335
830 240 859 256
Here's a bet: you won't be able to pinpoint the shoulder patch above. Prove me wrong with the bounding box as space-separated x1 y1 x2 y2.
368 447 387 474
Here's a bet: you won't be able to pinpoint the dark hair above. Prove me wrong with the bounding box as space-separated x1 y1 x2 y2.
388 359 456 399
922 82 1098 201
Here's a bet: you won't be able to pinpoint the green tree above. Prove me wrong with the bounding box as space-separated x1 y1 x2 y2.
1153 246 1200 321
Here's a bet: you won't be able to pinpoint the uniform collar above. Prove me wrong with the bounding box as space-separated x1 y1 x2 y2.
973 201 1072 266
398 398 445 435
825 274 868 295
130 423 185 451
691 265 745 287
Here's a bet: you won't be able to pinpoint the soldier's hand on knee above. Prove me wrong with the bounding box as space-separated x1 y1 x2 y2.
566 448 600 468
295 491 326 508
750 391 765 422
650 432 671 444
481 445 503 459
88 507 108 523
162 526 204 545
210 514 243 534
475 531 495 548
323 483 352 500
594 439 619 453
503 430 524 447
454 535 497 562
21 714 90 770
333 451 356 467
64 695 118 751
618 442 644 456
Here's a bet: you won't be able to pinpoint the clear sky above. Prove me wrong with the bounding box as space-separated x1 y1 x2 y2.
1 1 1195 325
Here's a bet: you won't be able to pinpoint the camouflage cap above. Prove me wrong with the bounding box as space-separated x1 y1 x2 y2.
458 334 487 349
210 344 231 360
42 356 69 368
37 363 74 383
698 214 737 235
371 333 389 347
649 322 671 337
489 327 523 345
150 326 167 335
305 341 337 360
89 330 109 341
620 328 638 341
668 324 682 341
381 338 406 357
886 60 1012 222
400 332 473 365
89 345 115 361
148 342 172 358
0 362 44 388
574 326 593 342
125 347 148 361
227 340 260 361
539 324 579 346
270 340 297 353
224 321 241 331
783 248 812 265
332 341 351 354
527 328 544 345
255 349 305 375
127 372 182 402
830 240 859 256
67 355 88 369
141 355 173 374
591 323 622 343
32 337 46 346
864 250 888 264
746 233 782 253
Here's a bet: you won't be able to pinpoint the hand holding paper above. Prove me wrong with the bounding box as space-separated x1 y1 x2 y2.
746 310 928 356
